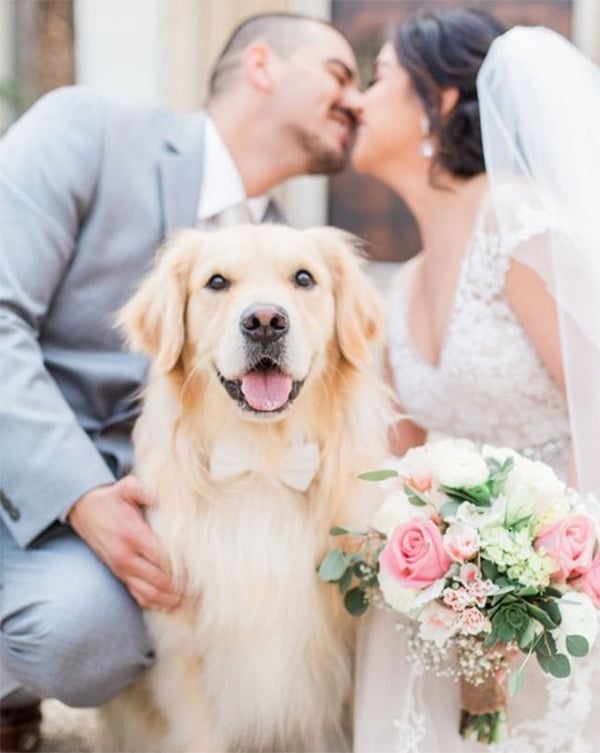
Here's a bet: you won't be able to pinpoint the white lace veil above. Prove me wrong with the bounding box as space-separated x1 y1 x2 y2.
477 27 600 496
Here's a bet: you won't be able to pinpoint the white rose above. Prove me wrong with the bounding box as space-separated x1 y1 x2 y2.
553 592 600 656
504 456 567 521
428 440 489 489
456 497 507 530
482 445 520 463
378 568 418 614
397 446 435 488
373 489 427 536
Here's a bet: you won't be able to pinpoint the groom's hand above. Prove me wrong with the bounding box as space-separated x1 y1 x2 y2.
68 475 183 612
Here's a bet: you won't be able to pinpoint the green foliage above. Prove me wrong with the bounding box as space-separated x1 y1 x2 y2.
445 457 515 511
566 635 589 657
344 587 369 616
317 549 347 582
508 666 525 696
403 483 428 507
329 525 369 537
317 536 378 618
358 469 398 481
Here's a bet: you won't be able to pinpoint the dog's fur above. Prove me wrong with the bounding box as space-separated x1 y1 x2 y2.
104 224 389 753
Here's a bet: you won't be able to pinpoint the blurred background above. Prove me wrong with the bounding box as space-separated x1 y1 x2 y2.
1 0 598 264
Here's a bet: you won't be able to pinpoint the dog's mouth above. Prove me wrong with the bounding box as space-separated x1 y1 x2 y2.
216 358 304 413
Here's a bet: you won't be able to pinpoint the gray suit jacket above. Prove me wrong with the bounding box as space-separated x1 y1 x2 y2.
0 86 283 546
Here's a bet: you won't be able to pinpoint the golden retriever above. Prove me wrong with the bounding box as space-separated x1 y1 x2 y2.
103 224 389 753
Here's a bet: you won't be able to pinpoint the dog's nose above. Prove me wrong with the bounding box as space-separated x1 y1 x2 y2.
240 304 289 343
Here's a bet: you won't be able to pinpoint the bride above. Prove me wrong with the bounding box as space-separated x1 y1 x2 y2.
350 8 600 752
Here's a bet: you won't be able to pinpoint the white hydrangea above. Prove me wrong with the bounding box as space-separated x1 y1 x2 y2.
480 525 554 588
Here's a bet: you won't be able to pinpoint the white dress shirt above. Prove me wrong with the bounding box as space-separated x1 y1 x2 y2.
196 118 269 227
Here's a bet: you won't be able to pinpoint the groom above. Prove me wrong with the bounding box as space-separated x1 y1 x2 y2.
0 12 359 751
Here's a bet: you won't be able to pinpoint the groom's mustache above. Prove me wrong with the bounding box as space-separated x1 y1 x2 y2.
331 104 358 130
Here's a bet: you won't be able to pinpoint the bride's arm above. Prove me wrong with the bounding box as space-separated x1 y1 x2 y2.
505 258 576 485
382 347 427 456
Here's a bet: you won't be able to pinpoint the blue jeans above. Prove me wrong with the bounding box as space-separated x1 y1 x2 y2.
0 521 154 708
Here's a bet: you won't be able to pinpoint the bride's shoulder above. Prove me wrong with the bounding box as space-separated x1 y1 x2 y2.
477 179 555 253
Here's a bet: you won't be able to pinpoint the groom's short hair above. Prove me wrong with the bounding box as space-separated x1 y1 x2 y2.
208 13 338 100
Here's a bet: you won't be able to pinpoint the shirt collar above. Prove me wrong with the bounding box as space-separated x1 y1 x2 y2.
197 117 269 224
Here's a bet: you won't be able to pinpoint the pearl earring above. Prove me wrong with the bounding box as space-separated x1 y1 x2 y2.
420 117 434 158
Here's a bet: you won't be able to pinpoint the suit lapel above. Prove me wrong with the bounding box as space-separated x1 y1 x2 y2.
158 111 206 237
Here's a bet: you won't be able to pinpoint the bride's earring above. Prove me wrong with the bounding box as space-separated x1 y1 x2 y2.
420 117 434 158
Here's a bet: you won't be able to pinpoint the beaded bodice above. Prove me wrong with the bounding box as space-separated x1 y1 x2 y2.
387 195 570 475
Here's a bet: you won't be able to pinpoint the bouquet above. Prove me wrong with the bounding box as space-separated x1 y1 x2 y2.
318 439 600 744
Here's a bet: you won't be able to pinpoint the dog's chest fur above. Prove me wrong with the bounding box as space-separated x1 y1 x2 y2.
145 471 351 752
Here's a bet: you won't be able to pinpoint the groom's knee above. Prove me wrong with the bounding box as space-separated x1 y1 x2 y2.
1 556 154 707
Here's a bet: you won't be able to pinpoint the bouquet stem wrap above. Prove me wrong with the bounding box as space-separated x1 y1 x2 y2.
459 674 507 743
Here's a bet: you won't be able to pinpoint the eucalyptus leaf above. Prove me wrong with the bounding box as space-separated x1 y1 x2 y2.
546 653 571 679
440 499 461 520
330 525 368 537
403 484 428 507
535 631 558 658
566 634 590 657
518 620 538 650
317 549 347 582
508 667 525 696
358 470 398 482
526 603 559 630
338 567 353 596
344 588 369 616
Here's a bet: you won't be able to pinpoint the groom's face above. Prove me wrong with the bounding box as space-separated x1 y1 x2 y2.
274 27 360 174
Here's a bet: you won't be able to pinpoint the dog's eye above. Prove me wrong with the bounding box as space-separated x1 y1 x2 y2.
206 274 230 291
294 270 316 289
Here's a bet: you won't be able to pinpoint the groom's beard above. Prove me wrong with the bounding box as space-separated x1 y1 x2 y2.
288 126 350 175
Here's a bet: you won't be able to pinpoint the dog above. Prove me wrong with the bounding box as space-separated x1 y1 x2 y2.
103 224 390 753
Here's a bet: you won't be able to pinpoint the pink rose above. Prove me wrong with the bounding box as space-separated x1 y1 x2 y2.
534 514 596 580
579 552 600 607
380 517 451 588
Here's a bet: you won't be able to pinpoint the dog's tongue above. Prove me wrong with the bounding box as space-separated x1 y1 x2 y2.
241 370 293 411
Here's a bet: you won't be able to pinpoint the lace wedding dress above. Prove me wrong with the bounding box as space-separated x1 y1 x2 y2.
353 193 599 753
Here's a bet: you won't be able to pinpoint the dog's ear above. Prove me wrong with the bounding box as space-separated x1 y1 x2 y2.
116 230 202 373
306 227 385 368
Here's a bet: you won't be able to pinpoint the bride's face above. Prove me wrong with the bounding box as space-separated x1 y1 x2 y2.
352 43 426 177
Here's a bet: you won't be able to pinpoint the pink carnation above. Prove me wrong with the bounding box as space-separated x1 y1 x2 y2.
459 607 491 636
534 514 596 581
380 517 451 589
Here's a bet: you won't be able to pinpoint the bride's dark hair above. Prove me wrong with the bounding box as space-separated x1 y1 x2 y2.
394 8 506 179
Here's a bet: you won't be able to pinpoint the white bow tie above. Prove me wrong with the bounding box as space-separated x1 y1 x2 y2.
209 440 320 492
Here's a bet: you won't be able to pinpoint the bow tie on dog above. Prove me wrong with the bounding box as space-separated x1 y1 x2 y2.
209 440 320 492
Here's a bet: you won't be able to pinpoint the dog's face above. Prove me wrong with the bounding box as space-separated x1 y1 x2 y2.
118 224 384 422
